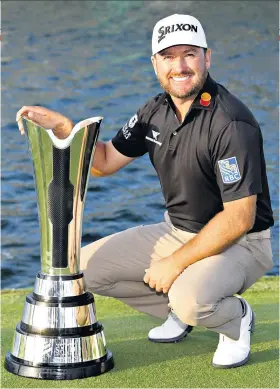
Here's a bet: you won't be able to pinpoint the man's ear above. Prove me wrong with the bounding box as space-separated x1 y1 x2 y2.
205 48 211 71
151 55 158 76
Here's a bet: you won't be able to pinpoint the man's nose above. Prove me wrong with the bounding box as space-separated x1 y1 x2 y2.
172 57 190 73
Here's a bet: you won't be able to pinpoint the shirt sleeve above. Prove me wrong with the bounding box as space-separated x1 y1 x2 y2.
111 104 149 158
211 120 263 202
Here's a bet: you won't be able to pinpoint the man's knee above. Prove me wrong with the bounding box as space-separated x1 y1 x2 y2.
169 287 218 326
82 246 114 295
80 234 116 271
173 301 218 327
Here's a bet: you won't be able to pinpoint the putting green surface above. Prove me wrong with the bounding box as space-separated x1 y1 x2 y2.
1 276 279 388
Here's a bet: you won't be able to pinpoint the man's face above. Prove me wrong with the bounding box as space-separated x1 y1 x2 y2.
151 45 211 100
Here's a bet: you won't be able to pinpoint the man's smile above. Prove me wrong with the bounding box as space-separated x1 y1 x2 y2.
171 76 192 82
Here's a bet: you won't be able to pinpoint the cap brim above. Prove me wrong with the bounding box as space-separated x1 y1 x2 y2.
152 34 207 55
157 43 206 55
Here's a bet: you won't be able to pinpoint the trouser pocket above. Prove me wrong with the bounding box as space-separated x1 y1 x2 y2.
246 237 274 272
234 232 274 293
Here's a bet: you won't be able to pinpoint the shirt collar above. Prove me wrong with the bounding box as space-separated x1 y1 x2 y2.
164 73 217 112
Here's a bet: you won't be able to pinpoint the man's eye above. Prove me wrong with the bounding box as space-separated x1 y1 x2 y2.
164 56 173 60
186 54 195 57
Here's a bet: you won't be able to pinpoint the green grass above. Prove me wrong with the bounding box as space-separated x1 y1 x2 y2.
1 276 279 388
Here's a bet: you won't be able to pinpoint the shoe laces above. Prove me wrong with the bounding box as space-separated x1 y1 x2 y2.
219 334 237 347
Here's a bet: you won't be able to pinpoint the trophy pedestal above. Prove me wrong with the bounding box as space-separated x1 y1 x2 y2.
5 272 114 380
5 351 114 380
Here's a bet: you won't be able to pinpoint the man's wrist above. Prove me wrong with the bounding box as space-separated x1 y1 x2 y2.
170 253 187 274
64 119 74 136
54 118 74 139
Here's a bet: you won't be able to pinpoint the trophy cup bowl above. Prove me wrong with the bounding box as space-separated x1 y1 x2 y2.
4 116 114 380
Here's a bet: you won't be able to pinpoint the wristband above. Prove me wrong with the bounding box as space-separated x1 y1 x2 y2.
91 167 105 177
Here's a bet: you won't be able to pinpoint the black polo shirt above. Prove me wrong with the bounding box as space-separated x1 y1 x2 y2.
111 74 274 233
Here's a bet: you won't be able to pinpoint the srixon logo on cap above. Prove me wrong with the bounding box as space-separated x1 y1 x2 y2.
158 24 198 43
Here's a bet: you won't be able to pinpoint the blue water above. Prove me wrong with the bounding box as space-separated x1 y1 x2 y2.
1 1 279 289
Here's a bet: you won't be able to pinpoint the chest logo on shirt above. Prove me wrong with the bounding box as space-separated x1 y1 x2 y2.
218 157 241 184
145 130 162 146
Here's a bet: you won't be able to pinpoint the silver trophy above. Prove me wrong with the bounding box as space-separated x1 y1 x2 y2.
5 116 114 380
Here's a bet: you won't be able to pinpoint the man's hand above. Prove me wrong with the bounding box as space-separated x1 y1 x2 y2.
143 255 183 294
16 106 74 139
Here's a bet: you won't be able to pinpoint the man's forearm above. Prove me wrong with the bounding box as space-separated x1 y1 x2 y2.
172 206 254 272
91 141 108 176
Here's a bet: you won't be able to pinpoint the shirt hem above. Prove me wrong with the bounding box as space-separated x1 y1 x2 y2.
221 187 262 202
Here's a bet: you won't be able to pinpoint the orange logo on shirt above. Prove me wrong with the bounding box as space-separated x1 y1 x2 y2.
200 92 211 107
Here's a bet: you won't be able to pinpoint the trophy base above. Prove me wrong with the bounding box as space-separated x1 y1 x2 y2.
5 350 114 380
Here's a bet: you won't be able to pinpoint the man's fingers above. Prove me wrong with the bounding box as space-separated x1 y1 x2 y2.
16 106 32 122
149 281 156 290
143 272 150 284
16 106 48 123
17 105 48 118
16 111 43 133
143 272 157 290
17 117 25 135
144 274 166 293
144 268 167 293
155 285 163 293
17 110 51 132
27 111 42 122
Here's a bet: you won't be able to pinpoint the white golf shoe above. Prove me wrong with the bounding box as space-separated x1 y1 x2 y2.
148 310 193 343
212 298 255 368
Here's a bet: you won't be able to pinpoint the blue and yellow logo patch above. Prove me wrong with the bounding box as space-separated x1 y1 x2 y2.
218 157 241 184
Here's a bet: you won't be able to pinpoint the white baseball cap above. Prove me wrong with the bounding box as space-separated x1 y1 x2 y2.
152 14 208 55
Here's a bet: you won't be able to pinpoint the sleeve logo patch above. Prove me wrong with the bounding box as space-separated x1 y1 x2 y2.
122 114 138 140
128 114 138 128
218 157 241 184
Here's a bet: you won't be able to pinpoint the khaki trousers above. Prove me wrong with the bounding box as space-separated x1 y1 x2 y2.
81 212 274 340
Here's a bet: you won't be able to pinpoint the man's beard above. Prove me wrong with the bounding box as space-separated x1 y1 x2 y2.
157 68 208 99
